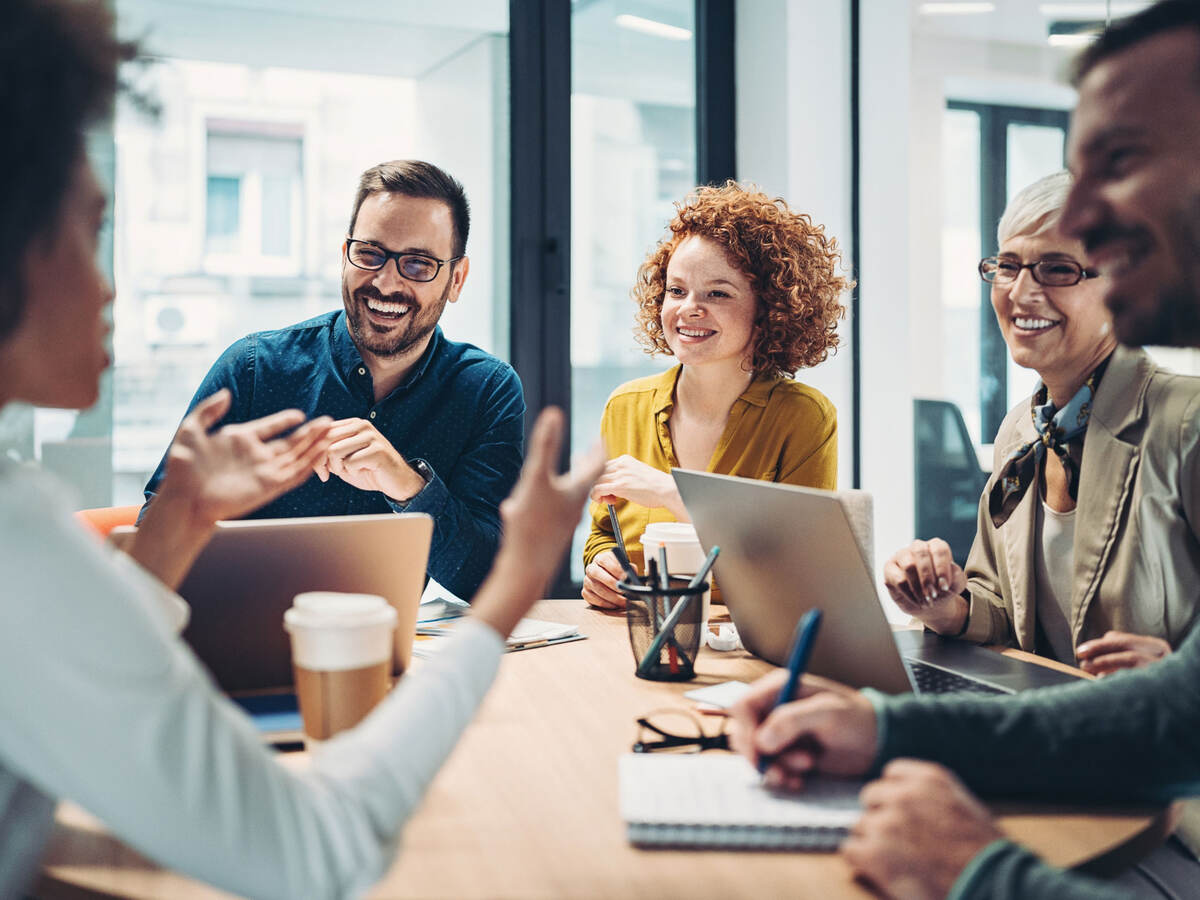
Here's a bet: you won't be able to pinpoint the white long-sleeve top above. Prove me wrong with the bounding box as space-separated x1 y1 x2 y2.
0 462 504 899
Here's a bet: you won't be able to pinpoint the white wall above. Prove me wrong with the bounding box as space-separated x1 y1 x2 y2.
737 0 909 618
736 0 854 489
859 0 914 619
415 34 509 358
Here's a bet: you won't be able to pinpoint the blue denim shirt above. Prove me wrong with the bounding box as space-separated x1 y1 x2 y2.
143 311 525 599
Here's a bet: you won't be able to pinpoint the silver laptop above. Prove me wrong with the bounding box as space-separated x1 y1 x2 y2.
673 470 1079 696
112 514 432 692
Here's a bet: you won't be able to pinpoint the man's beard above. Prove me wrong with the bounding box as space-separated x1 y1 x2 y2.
1110 196 1200 348
342 280 451 359
1111 282 1200 348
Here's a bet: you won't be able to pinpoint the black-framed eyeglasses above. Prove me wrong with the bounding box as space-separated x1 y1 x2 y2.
345 238 463 283
978 256 1099 287
632 708 730 754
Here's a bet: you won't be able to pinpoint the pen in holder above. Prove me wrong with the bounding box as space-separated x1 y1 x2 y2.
621 575 707 682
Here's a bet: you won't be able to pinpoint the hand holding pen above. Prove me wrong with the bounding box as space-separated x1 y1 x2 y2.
580 503 639 609
755 609 822 774
728 611 881 790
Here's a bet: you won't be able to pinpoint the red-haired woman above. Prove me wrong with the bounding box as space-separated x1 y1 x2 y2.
582 182 852 608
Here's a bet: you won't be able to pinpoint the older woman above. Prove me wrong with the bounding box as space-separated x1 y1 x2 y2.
582 182 852 608
886 170 1200 675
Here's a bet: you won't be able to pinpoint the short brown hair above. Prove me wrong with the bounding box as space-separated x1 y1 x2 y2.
1072 0 1200 87
347 160 471 258
632 182 852 377
0 0 136 341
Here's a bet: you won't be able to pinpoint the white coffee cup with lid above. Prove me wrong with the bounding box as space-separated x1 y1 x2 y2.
284 592 397 746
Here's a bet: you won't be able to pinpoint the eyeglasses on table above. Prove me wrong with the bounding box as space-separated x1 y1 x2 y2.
632 708 730 754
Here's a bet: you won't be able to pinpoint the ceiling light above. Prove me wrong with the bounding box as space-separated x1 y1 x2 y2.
614 14 692 41
1047 19 1102 46
919 2 996 14
1048 32 1097 46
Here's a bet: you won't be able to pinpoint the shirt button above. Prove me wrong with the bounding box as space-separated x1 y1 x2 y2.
358 367 366 376
369 410 377 420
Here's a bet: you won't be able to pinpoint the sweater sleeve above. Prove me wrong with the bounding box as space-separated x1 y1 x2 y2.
0 469 504 900
947 841 1131 900
875 626 1200 803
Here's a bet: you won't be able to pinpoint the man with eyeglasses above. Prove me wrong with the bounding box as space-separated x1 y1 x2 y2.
732 2 1200 898
143 160 524 600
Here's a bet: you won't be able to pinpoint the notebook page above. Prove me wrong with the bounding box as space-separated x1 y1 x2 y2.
619 754 862 829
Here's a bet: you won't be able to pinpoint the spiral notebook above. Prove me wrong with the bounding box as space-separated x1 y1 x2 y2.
619 754 862 851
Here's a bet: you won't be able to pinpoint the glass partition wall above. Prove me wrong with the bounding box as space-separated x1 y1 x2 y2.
568 0 697 580
14 1 511 512
16 0 718 599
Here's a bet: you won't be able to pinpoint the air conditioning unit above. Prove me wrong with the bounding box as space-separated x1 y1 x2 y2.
143 295 221 346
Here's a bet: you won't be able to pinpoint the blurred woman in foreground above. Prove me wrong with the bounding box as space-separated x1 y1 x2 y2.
0 3 598 897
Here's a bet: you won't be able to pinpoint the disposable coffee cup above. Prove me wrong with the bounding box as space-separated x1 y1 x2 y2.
639 523 711 641
284 592 397 746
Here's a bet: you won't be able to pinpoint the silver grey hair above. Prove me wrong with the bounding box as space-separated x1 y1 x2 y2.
996 170 1072 246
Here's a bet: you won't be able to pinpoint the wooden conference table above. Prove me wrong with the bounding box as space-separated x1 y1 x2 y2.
37 599 1172 900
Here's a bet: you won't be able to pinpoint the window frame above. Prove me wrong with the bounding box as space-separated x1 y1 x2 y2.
510 0 735 597
946 100 1069 444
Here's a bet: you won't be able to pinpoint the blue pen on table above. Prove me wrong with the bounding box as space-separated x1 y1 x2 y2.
757 609 823 775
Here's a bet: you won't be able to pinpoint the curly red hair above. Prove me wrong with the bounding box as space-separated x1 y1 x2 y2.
632 182 852 377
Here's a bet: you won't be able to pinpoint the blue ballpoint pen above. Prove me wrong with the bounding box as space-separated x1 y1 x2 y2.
757 609 823 775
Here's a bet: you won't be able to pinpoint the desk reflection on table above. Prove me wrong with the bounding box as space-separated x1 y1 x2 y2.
37 600 1172 900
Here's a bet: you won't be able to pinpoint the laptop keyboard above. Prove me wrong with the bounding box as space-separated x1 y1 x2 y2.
906 659 1012 695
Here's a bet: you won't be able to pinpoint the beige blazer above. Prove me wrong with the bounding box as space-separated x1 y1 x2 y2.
962 345 1200 654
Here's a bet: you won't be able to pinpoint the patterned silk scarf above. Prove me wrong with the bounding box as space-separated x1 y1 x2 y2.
987 360 1108 528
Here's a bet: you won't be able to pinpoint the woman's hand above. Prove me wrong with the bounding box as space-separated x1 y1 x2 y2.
130 389 333 589
729 669 878 790
582 550 627 609
882 539 968 635
162 390 333 524
469 408 604 638
589 455 687 520
1076 630 1172 675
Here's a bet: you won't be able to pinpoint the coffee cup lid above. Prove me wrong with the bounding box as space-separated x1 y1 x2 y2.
285 592 396 631
641 522 699 543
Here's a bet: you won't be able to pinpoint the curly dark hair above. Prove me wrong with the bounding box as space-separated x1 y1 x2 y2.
0 0 137 341
632 181 852 377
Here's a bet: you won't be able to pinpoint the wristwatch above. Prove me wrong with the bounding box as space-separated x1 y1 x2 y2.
411 458 434 489
393 458 434 508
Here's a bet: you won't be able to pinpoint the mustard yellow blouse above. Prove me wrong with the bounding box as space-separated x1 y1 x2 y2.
583 365 837 572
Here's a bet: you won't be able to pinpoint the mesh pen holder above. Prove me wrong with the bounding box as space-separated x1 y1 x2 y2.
622 575 708 682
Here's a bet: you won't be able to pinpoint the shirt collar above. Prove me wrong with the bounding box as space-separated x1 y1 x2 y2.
739 375 776 407
330 311 445 392
651 365 682 416
652 365 778 414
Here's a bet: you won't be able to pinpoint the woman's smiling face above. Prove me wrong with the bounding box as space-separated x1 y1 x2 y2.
991 229 1117 397
660 235 758 371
